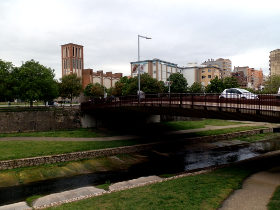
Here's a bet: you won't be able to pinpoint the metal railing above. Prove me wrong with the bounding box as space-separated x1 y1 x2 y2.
81 93 280 117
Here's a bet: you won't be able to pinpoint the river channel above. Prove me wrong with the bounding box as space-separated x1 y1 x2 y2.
1 139 280 205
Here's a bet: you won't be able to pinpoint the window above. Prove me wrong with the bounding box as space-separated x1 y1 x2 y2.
208 75 211 78
202 70 205 73
208 69 211 72
202 76 206 79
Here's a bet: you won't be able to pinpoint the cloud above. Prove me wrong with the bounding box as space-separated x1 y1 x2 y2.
0 0 280 78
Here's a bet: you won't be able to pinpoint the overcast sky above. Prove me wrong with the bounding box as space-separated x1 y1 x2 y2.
1 0 280 79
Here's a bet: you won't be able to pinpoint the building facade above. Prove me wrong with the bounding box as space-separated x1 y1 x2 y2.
197 66 221 86
61 43 122 89
270 49 280 76
92 71 123 89
130 59 181 83
233 66 263 90
61 43 84 78
202 58 232 78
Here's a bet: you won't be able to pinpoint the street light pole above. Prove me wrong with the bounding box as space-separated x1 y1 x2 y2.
137 35 151 102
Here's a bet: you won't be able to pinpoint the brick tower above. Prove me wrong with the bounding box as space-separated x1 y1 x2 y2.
61 43 84 77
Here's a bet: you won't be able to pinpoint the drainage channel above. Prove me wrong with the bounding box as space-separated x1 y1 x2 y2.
1 139 280 205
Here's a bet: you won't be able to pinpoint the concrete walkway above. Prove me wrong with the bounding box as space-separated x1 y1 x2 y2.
0 121 276 142
219 167 280 210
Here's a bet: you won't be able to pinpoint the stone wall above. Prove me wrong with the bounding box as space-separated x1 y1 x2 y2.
0 107 81 133
0 128 272 170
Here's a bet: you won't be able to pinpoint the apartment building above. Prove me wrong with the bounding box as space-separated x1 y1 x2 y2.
270 49 280 76
202 58 232 78
197 66 221 86
130 59 181 82
233 66 263 90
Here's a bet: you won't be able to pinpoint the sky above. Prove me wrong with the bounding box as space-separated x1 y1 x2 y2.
1 0 280 79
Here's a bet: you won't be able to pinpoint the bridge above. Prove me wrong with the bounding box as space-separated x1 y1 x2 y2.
81 93 280 123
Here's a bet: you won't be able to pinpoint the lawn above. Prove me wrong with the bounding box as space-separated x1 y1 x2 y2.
0 140 142 160
162 119 243 130
0 128 113 138
184 126 264 138
268 186 280 210
47 167 253 210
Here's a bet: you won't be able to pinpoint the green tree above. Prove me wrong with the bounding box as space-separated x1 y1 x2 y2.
264 75 280 93
205 77 224 93
59 74 82 104
17 60 58 106
223 77 239 89
168 73 188 93
189 82 204 93
89 83 105 98
127 73 165 95
0 60 14 101
84 83 94 97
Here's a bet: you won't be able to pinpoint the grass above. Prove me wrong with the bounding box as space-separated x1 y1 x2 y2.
234 132 280 143
47 166 253 210
0 128 113 138
0 140 142 160
268 186 280 210
184 126 265 138
96 180 111 191
26 195 42 207
162 119 242 131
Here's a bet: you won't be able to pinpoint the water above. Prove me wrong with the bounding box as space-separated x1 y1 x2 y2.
1 139 280 205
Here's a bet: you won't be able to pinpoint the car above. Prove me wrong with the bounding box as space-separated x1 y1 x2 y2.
219 88 258 99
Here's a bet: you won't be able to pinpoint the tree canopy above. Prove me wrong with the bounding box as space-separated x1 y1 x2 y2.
263 75 280 93
189 82 204 93
0 60 14 101
111 74 165 96
17 60 58 106
84 83 105 98
168 73 188 93
59 74 82 103
205 77 239 93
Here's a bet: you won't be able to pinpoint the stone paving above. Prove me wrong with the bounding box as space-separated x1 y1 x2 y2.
33 186 105 209
0 202 30 210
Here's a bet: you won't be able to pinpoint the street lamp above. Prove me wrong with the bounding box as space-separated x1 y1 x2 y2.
138 35 151 101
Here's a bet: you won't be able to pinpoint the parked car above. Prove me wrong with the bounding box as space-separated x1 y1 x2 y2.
219 88 258 99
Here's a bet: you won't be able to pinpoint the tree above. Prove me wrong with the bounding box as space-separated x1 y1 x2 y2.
0 60 14 101
189 82 204 93
263 75 280 93
168 73 188 93
84 83 94 97
223 77 239 89
205 77 224 93
59 74 82 104
126 73 165 95
17 60 58 106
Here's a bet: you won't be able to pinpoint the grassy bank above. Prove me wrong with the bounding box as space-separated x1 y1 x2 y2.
268 186 280 210
47 166 253 210
0 140 142 160
183 126 264 138
162 119 243 130
234 132 280 143
0 128 114 138
0 154 146 188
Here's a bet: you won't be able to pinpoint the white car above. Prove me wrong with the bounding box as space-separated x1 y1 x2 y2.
219 88 258 99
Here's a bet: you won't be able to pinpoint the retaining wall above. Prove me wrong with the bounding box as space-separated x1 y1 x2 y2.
0 108 81 133
0 128 272 170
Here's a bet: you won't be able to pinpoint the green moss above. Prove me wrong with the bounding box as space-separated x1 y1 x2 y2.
26 195 42 207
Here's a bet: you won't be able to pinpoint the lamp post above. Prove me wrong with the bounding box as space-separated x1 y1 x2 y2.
138 35 151 101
